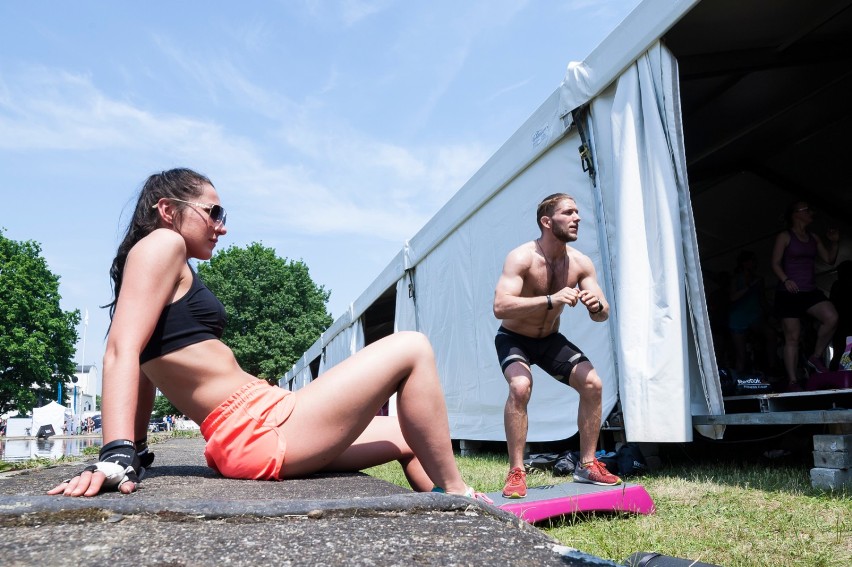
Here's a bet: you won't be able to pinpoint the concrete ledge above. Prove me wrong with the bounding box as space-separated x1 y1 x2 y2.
0 492 524 524
0 436 619 566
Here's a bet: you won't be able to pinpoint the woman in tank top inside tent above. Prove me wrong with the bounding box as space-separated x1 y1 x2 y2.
771 200 840 391
48 168 490 501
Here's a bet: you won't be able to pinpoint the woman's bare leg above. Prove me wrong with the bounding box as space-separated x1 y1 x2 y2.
320 416 432 491
781 318 800 385
807 301 838 359
279 332 466 493
134 375 156 442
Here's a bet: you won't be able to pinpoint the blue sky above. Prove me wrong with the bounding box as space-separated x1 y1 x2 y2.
1 0 640 375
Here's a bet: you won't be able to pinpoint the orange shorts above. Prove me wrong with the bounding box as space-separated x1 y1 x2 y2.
200 379 296 480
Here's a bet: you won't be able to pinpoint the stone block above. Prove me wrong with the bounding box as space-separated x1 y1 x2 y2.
813 434 852 453
812 451 852 469
459 439 481 457
810 467 852 490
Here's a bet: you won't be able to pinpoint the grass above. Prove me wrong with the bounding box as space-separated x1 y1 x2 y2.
364 454 852 566
0 452 92 473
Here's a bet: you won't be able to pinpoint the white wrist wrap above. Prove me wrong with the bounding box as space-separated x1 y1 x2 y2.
90 461 134 489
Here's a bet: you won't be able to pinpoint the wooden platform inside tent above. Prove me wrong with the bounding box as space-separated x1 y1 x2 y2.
692 384 852 489
693 387 852 427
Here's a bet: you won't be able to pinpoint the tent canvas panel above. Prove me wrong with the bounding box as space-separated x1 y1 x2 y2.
318 317 364 374
416 134 618 441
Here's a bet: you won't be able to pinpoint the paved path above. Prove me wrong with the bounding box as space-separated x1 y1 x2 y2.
0 436 619 566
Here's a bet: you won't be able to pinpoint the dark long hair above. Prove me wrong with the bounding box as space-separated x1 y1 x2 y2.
105 168 212 321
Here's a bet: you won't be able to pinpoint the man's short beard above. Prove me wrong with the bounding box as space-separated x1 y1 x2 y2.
552 224 577 243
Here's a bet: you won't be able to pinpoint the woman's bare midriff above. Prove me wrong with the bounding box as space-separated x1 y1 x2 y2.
141 339 257 424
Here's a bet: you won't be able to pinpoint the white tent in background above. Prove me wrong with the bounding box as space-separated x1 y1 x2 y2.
281 0 852 444
31 401 70 437
4 417 32 437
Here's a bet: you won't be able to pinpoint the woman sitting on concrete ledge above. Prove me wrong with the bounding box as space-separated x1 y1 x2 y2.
48 168 489 502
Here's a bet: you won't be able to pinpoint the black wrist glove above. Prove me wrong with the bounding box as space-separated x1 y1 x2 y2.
135 438 155 469
82 439 143 490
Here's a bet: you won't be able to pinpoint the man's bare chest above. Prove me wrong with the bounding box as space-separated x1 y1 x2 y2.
524 257 576 295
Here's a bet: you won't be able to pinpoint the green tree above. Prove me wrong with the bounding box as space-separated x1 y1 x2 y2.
0 231 80 415
152 394 179 419
197 242 332 383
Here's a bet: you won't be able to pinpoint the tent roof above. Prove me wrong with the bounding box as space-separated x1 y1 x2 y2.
34 401 66 411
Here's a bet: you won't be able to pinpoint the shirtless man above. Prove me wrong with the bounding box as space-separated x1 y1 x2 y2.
493 193 620 498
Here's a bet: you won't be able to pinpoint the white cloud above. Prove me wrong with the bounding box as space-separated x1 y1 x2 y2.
561 0 640 21
300 0 394 27
151 34 299 120
0 69 172 150
379 0 529 135
485 78 534 104
340 0 394 26
318 68 340 95
0 66 485 244
227 19 274 53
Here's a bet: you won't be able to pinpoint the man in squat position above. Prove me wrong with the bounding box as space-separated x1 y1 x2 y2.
493 193 620 498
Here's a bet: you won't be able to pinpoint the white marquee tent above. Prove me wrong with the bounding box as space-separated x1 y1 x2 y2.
31 401 71 437
281 0 852 444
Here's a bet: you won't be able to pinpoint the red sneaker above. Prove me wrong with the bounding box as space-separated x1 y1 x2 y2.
573 459 622 486
502 467 527 498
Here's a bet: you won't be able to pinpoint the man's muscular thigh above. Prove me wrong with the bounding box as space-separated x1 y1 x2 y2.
567 360 601 393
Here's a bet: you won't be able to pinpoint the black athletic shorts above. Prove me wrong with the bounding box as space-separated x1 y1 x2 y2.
494 326 589 384
774 289 829 319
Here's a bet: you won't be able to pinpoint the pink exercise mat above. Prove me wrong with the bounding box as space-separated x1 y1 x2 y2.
487 481 655 523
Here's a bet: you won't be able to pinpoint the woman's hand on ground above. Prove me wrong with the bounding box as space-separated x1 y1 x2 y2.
46 469 136 497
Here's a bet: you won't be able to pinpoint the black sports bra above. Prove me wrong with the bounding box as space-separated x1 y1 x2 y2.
140 268 227 363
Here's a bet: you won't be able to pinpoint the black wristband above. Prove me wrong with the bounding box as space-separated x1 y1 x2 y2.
135 437 155 469
100 439 136 456
137 450 154 469
546 295 553 310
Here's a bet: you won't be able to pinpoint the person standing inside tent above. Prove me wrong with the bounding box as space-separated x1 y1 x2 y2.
727 250 777 376
48 168 490 501
771 200 839 390
493 193 620 499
